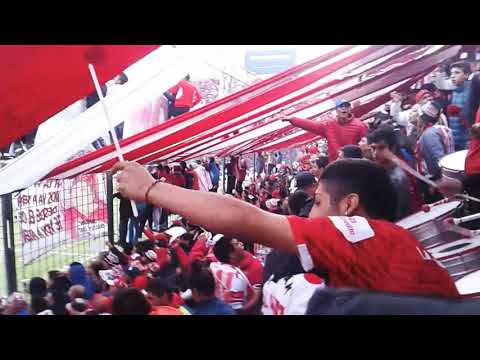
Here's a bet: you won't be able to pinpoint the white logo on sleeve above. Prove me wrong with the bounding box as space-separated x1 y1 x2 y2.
328 216 375 243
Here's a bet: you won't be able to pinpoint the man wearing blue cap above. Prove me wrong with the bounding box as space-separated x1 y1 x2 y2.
283 99 368 161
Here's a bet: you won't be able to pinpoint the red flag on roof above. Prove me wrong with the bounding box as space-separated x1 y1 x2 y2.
0 45 159 148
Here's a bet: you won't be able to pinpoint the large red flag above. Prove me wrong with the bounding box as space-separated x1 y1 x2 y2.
0 45 159 148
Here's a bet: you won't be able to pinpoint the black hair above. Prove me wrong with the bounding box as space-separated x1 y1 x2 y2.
367 124 397 149
263 250 306 283
146 278 173 300
112 288 151 315
213 236 235 264
30 296 49 314
89 260 107 278
420 83 437 93
340 145 363 159
178 232 195 253
135 240 155 255
320 159 398 222
315 156 329 169
49 273 72 315
48 270 59 283
449 61 472 75
179 161 187 170
29 277 47 298
189 261 216 296
108 244 130 265
420 114 439 125
122 243 134 256
288 190 310 216
278 187 288 199
184 74 191 81
164 165 171 174
51 273 72 293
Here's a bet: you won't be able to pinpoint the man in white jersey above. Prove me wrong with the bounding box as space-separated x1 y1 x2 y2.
210 235 260 314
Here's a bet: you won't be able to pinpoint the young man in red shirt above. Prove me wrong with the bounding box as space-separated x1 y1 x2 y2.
113 159 459 299
283 99 368 161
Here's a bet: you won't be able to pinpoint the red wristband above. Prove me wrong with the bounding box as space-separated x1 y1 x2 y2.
145 180 161 203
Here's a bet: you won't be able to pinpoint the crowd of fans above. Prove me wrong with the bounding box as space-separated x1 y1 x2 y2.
3 56 480 315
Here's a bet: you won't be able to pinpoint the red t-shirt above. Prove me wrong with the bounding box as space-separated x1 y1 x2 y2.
168 80 201 109
171 293 185 308
150 306 184 315
290 116 368 161
154 247 171 269
287 215 459 298
170 173 186 188
189 237 208 262
466 138 480 175
132 274 149 290
157 170 172 184
238 251 264 286
466 116 480 175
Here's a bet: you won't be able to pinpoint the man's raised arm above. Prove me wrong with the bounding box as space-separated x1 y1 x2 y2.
283 117 327 136
112 161 297 254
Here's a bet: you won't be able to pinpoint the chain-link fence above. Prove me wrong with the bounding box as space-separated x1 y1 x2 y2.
0 173 113 296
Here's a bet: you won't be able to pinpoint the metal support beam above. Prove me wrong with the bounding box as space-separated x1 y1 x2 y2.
106 173 114 245
1 193 17 294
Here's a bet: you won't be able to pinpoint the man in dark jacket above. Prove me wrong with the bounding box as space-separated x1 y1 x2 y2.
294 172 317 217
306 287 480 315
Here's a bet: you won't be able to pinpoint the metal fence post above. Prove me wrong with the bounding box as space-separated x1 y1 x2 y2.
2 193 17 294
106 173 115 245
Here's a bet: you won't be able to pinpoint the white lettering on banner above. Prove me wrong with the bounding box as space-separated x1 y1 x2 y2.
328 216 375 243
15 175 108 265
16 179 66 264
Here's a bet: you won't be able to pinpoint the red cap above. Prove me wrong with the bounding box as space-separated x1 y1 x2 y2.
446 104 461 116
415 90 432 103
272 190 281 199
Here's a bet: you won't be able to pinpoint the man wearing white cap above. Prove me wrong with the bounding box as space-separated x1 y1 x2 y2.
416 101 455 179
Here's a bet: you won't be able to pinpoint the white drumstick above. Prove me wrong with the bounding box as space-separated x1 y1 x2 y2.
88 64 138 218
456 193 480 204
444 212 480 226
421 197 454 212
390 156 438 189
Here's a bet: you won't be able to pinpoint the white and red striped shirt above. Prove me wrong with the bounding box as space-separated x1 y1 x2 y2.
209 262 252 310
262 273 325 315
